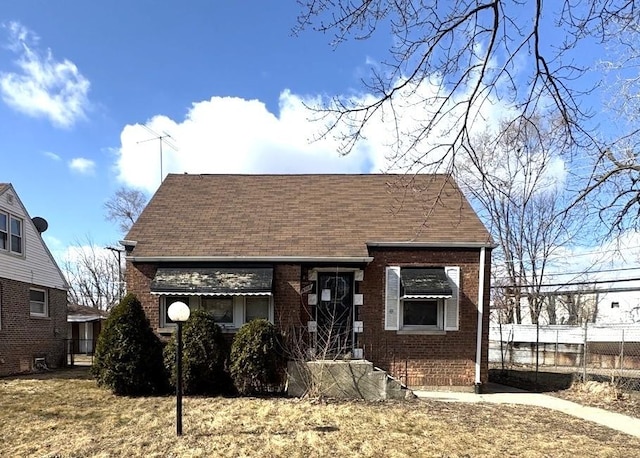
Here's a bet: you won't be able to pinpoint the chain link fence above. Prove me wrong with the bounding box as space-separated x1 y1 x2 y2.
490 322 640 393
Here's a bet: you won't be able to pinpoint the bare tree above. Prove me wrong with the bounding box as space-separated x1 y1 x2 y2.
459 117 585 324
63 237 120 311
576 21 640 234
296 1 640 228
104 187 147 234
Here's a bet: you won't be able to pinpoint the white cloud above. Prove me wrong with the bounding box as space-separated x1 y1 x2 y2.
0 21 90 128
113 72 545 195
116 92 379 193
69 157 96 175
44 151 61 161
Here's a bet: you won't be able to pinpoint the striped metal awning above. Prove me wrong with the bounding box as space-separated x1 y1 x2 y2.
401 268 452 299
150 267 273 296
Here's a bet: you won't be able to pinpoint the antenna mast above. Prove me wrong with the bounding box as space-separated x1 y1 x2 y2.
137 125 179 184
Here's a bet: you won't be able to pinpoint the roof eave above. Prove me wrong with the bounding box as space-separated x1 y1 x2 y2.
127 255 375 264
366 241 496 249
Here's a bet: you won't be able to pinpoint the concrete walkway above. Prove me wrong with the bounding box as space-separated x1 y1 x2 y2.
413 383 640 439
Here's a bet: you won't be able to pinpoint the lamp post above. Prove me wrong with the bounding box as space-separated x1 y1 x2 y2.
168 301 190 436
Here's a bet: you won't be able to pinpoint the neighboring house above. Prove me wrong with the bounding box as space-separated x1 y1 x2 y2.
124 174 493 390
67 303 108 354
0 183 68 376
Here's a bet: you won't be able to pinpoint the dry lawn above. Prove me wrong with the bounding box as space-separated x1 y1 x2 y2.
1 368 638 458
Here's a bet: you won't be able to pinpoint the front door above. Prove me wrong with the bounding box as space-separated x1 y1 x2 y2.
316 272 354 357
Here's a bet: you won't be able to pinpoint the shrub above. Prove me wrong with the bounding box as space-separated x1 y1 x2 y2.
92 293 168 396
230 319 287 396
164 309 233 395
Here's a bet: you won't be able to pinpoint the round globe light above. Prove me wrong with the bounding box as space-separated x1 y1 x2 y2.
168 301 191 322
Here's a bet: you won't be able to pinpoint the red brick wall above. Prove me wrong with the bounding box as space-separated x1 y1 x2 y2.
126 250 492 389
359 247 492 388
125 261 158 328
126 262 304 336
0 277 67 376
273 264 302 331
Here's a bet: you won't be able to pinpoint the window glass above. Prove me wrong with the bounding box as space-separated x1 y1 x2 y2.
246 296 269 322
29 289 47 316
10 216 22 254
202 297 233 323
403 300 439 326
0 213 7 250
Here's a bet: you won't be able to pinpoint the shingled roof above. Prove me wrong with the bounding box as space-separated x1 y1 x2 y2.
125 174 492 259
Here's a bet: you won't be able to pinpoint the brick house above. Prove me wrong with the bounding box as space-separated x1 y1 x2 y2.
124 173 492 390
0 183 68 376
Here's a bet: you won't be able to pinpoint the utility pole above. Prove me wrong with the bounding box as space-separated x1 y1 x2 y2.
105 246 125 304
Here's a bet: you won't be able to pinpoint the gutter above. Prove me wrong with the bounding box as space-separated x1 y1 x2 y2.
367 241 496 249
475 246 487 392
127 255 374 264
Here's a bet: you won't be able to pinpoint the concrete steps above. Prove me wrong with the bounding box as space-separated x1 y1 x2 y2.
287 360 414 400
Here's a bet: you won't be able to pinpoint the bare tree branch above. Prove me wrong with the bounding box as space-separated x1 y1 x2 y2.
104 187 147 235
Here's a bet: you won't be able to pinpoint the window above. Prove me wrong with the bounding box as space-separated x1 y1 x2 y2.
385 266 459 332
159 294 273 330
0 213 6 250
30 288 48 317
10 216 22 254
202 297 234 324
0 212 23 254
245 296 270 322
611 301 620 309
402 299 444 329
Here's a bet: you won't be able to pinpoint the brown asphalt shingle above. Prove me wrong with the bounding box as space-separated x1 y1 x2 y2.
126 174 492 258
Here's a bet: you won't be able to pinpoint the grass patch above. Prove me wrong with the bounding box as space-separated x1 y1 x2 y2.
1 367 638 457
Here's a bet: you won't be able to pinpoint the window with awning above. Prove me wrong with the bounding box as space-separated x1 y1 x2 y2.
400 268 453 299
150 267 273 296
385 266 460 331
153 268 274 332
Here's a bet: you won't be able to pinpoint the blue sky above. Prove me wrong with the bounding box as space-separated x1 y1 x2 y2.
2 1 640 290
1 2 393 257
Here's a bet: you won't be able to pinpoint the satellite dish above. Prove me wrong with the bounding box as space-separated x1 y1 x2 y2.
32 217 49 233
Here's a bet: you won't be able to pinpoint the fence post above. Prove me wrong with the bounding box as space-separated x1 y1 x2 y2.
620 328 625 376
499 320 505 371
555 329 559 369
582 321 588 382
535 320 540 387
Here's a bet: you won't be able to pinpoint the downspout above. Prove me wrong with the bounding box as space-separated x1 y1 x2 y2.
475 247 486 393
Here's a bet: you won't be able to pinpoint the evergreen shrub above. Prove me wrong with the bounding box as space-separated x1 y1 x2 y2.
230 319 287 396
92 293 168 395
164 309 232 395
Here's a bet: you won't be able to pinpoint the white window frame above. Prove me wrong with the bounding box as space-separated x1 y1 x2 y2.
400 298 445 331
0 212 24 255
385 265 459 333
29 288 48 317
159 295 273 330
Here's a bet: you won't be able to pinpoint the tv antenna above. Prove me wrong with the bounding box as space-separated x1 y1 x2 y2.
137 125 179 184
